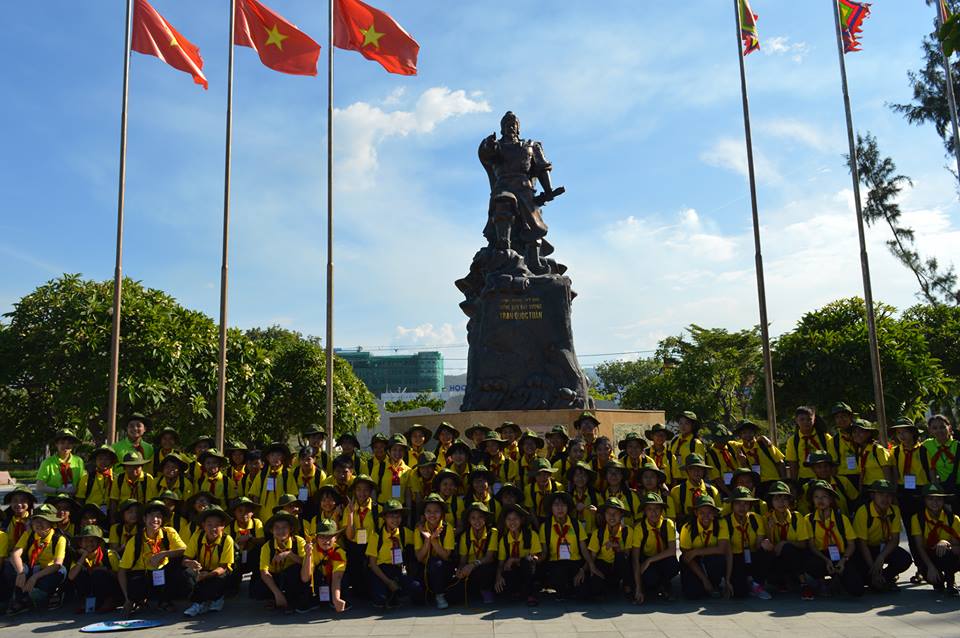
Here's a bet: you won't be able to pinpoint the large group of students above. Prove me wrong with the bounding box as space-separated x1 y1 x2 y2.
1 406 959 620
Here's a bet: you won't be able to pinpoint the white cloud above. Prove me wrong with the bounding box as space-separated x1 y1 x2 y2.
700 137 782 183
394 323 461 346
764 36 810 63
334 87 490 189
759 118 837 153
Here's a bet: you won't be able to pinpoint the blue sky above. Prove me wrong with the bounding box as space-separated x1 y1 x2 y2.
2 1 958 377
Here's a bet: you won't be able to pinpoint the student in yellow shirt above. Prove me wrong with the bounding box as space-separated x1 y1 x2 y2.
109 452 152 512
494 483 526 524
118 500 187 613
801 452 859 516
184 435 215 485
300 428 330 475
546 425 570 467
404 424 432 470
723 486 772 600
146 453 193 503
589 436 617 491
451 502 499 606
225 441 248 496
182 492 218 543
251 511 308 612
554 436 587 482
637 461 671 507
291 446 326 507
150 427 181 479
705 425 744 499
669 454 720 526
851 420 894 492
444 440 474 494
46 493 79 537
153 490 189 544
182 505 234 617
495 504 542 606
465 423 492 465
342 474 379 599
585 497 633 599
669 412 706 480
517 430 545 481
364 433 390 484
374 435 411 504
4 486 36 547
300 519 349 613
538 492 587 600
830 403 861 489
762 481 815 599
433 423 460 467
566 462 600 536
273 494 310 541
6 505 67 615
366 499 422 608
335 434 365 476
321 454 356 501
237 450 264 498
785 406 833 483
496 422 521 464
733 420 785 492
631 492 678 604
805 480 862 597
109 500 141 556
909 484 960 597
76 503 108 538
225 496 264 595
679 495 730 600
644 424 676 484
68 525 120 614
412 493 455 608
600 460 639 526
617 432 647 490
77 446 118 512
574 412 600 459
403 451 439 525
481 432 520 490
246 442 296 519
433 469 465 530
312 486 345 533
852 480 911 592
890 417 926 584
193 449 233 503
719 469 768 517
524 458 563 523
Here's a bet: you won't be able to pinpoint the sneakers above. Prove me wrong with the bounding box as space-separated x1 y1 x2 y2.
750 582 772 600
295 603 319 614
435 593 449 609
183 602 209 617
481 590 495 604
800 585 815 601
208 597 225 612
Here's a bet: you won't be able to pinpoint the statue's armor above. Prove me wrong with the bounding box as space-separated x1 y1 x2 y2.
479 138 552 254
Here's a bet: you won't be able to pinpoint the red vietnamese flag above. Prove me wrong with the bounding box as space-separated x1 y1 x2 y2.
334 0 419 76
131 0 207 89
235 0 321 76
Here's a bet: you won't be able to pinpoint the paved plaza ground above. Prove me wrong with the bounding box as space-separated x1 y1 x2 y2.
1 584 959 638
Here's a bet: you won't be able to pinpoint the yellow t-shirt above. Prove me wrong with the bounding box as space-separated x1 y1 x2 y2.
109 473 153 504
146 475 194 502
366 527 413 566
785 431 834 480
308 543 347 576
291 466 328 502
258 535 306 574
892 443 928 488
109 523 139 552
856 444 892 485
496 529 543 560
832 434 860 477
347 498 380 544
668 481 719 520
738 440 786 483
412 523 455 561
764 510 812 544
373 461 411 504
457 527 499 563
724 512 766 554
910 509 960 547
119 527 186 571
246 467 297 518
679 519 730 551
587 524 633 563
0 530 8 559
15 528 67 568
184 532 235 572
538 517 585 561
77 470 115 508
853 503 901 546
79 548 120 572
632 517 676 557
807 510 857 554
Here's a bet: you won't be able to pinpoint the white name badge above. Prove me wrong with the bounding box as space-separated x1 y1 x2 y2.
751 465 761 475
743 549 752 564
152 570 166 586
298 487 309 501
85 597 96 614
493 482 503 495
558 544 571 560
392 548 404 565
828 545 842 562
723 472 733 485
392 485 402 499
846 456 857 471
241 550 248 563
266 477 276 492
319 585 331 602
356 529 368 545
904 474 917 490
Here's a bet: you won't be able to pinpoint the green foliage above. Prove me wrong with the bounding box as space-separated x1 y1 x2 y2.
594 359 660 400
0 275 378 457
902 303 960 419
383 391 446 414
772 298 952 423
941 11 960 57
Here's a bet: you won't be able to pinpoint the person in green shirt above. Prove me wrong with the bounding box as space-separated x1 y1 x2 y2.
36 429 86 497
921 415 959 494
113 414 155 474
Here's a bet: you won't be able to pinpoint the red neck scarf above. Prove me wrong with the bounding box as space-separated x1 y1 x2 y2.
58 455 73 485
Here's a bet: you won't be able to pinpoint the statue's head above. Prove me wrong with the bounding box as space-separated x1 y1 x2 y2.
500 111 520 140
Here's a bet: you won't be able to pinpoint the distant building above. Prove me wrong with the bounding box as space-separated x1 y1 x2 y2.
337 349 444 396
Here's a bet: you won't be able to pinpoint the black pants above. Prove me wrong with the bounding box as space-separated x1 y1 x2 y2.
72 568 121 607
897 487 923 569
249 565 309 608
368 563 424 605
639 556 679 596
344 541 369 598
541 560 585 598
766 544 813 586
730 549 772 597
680 554 725 599
306 565 350 606
226 545 260 595
588 554 632 596
853 545 912 585
447 562 496 603
499 559 538 599
124 565 186 603
409 557 453 596
185 570 229 603
805 553 864 596
928 552 960 585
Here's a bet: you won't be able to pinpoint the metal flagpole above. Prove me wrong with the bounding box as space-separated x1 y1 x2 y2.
107 0 134 446
832 0 888 445
733 0 778 442
215 0 238 452
936 3 960 183
324 0 336 462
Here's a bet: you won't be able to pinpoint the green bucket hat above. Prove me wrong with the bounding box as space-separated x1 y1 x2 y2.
157 452 187 471
852 419 879 434
830 402 854 416
889 417 920 432
807 480 840 500
566 461 597 484
732 420 761 435
602 459 629 480
90 445 119 465
336 433 360 447
198 448 228 465
224 440 248 453
682 453 712 470
264 442 291 458
726 486 758 502
494 483 523 502
189 435 216 451
645 423 674 441
316 485 348 507
405 423 433 440
387 433 409 450
47 493 80 511
4 486 37 505
709 424 734 442
431 469 461 492
464 501 494 522
434 422 460 440
447 439 471 457
598 497 629 515
731 467 761 486
542 491 575 513
125 413 152 429
865 479 896 494
921 483 952 498
574 411 600 428
265 511 300 535
639 491 667 508
803 451 838 467
154 426 181 443
421 492 449 514
370 432 389 447
678 411 701 427
52 428 80 444
638 461 667 484
351 474 378 493
30 504 62 524
119 451 149 467
481 431 506 447
314 518 344 537
229 496 258 512
157 489 181 502
527 457 558 476
496 421 521 436
518 429 545 449
272 493 305 513
692 494 720 511
468 464 496 484
546 425 570 443
197 505 232 525
464 423 492 439
766 481 794 497
381 499 408 514
617 432 648 451
117 499 141 516
302 426 327 439
143 500 168 517
414 451 439 468
72 525 107 546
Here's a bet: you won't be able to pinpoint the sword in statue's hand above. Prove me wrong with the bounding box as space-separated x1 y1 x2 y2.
533 186 565 207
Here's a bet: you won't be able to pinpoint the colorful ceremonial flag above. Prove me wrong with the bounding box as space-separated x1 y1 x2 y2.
740 0 760 55
333 0 420 75
235 0 321 76
131 0 207 89
838 0 871 53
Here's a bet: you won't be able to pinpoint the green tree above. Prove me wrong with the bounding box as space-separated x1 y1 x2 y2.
902 302 960 419
383 392 446 414
249 326 379 441
772 297 951 423
593 359 661 400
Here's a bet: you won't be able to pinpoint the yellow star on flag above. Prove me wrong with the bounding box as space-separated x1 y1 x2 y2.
264 24 288 50
360 22 384 49
170 37 179 47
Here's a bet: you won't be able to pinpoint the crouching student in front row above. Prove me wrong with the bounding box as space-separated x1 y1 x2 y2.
451 502 498 605
762 481 816 599
724 487 772 600
118 500 187 614
538 492 587 600
300 519 349 613
182 506 234 617
586 497 633 599
68 525 121 614
495 504 542 606
805 480 862 597
6 504 68 616
910 484 960 597
251 511 307 612
852 480 912 593
412 493 455 609
679 495 731 599
366 499 423 609
632 492 678 604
